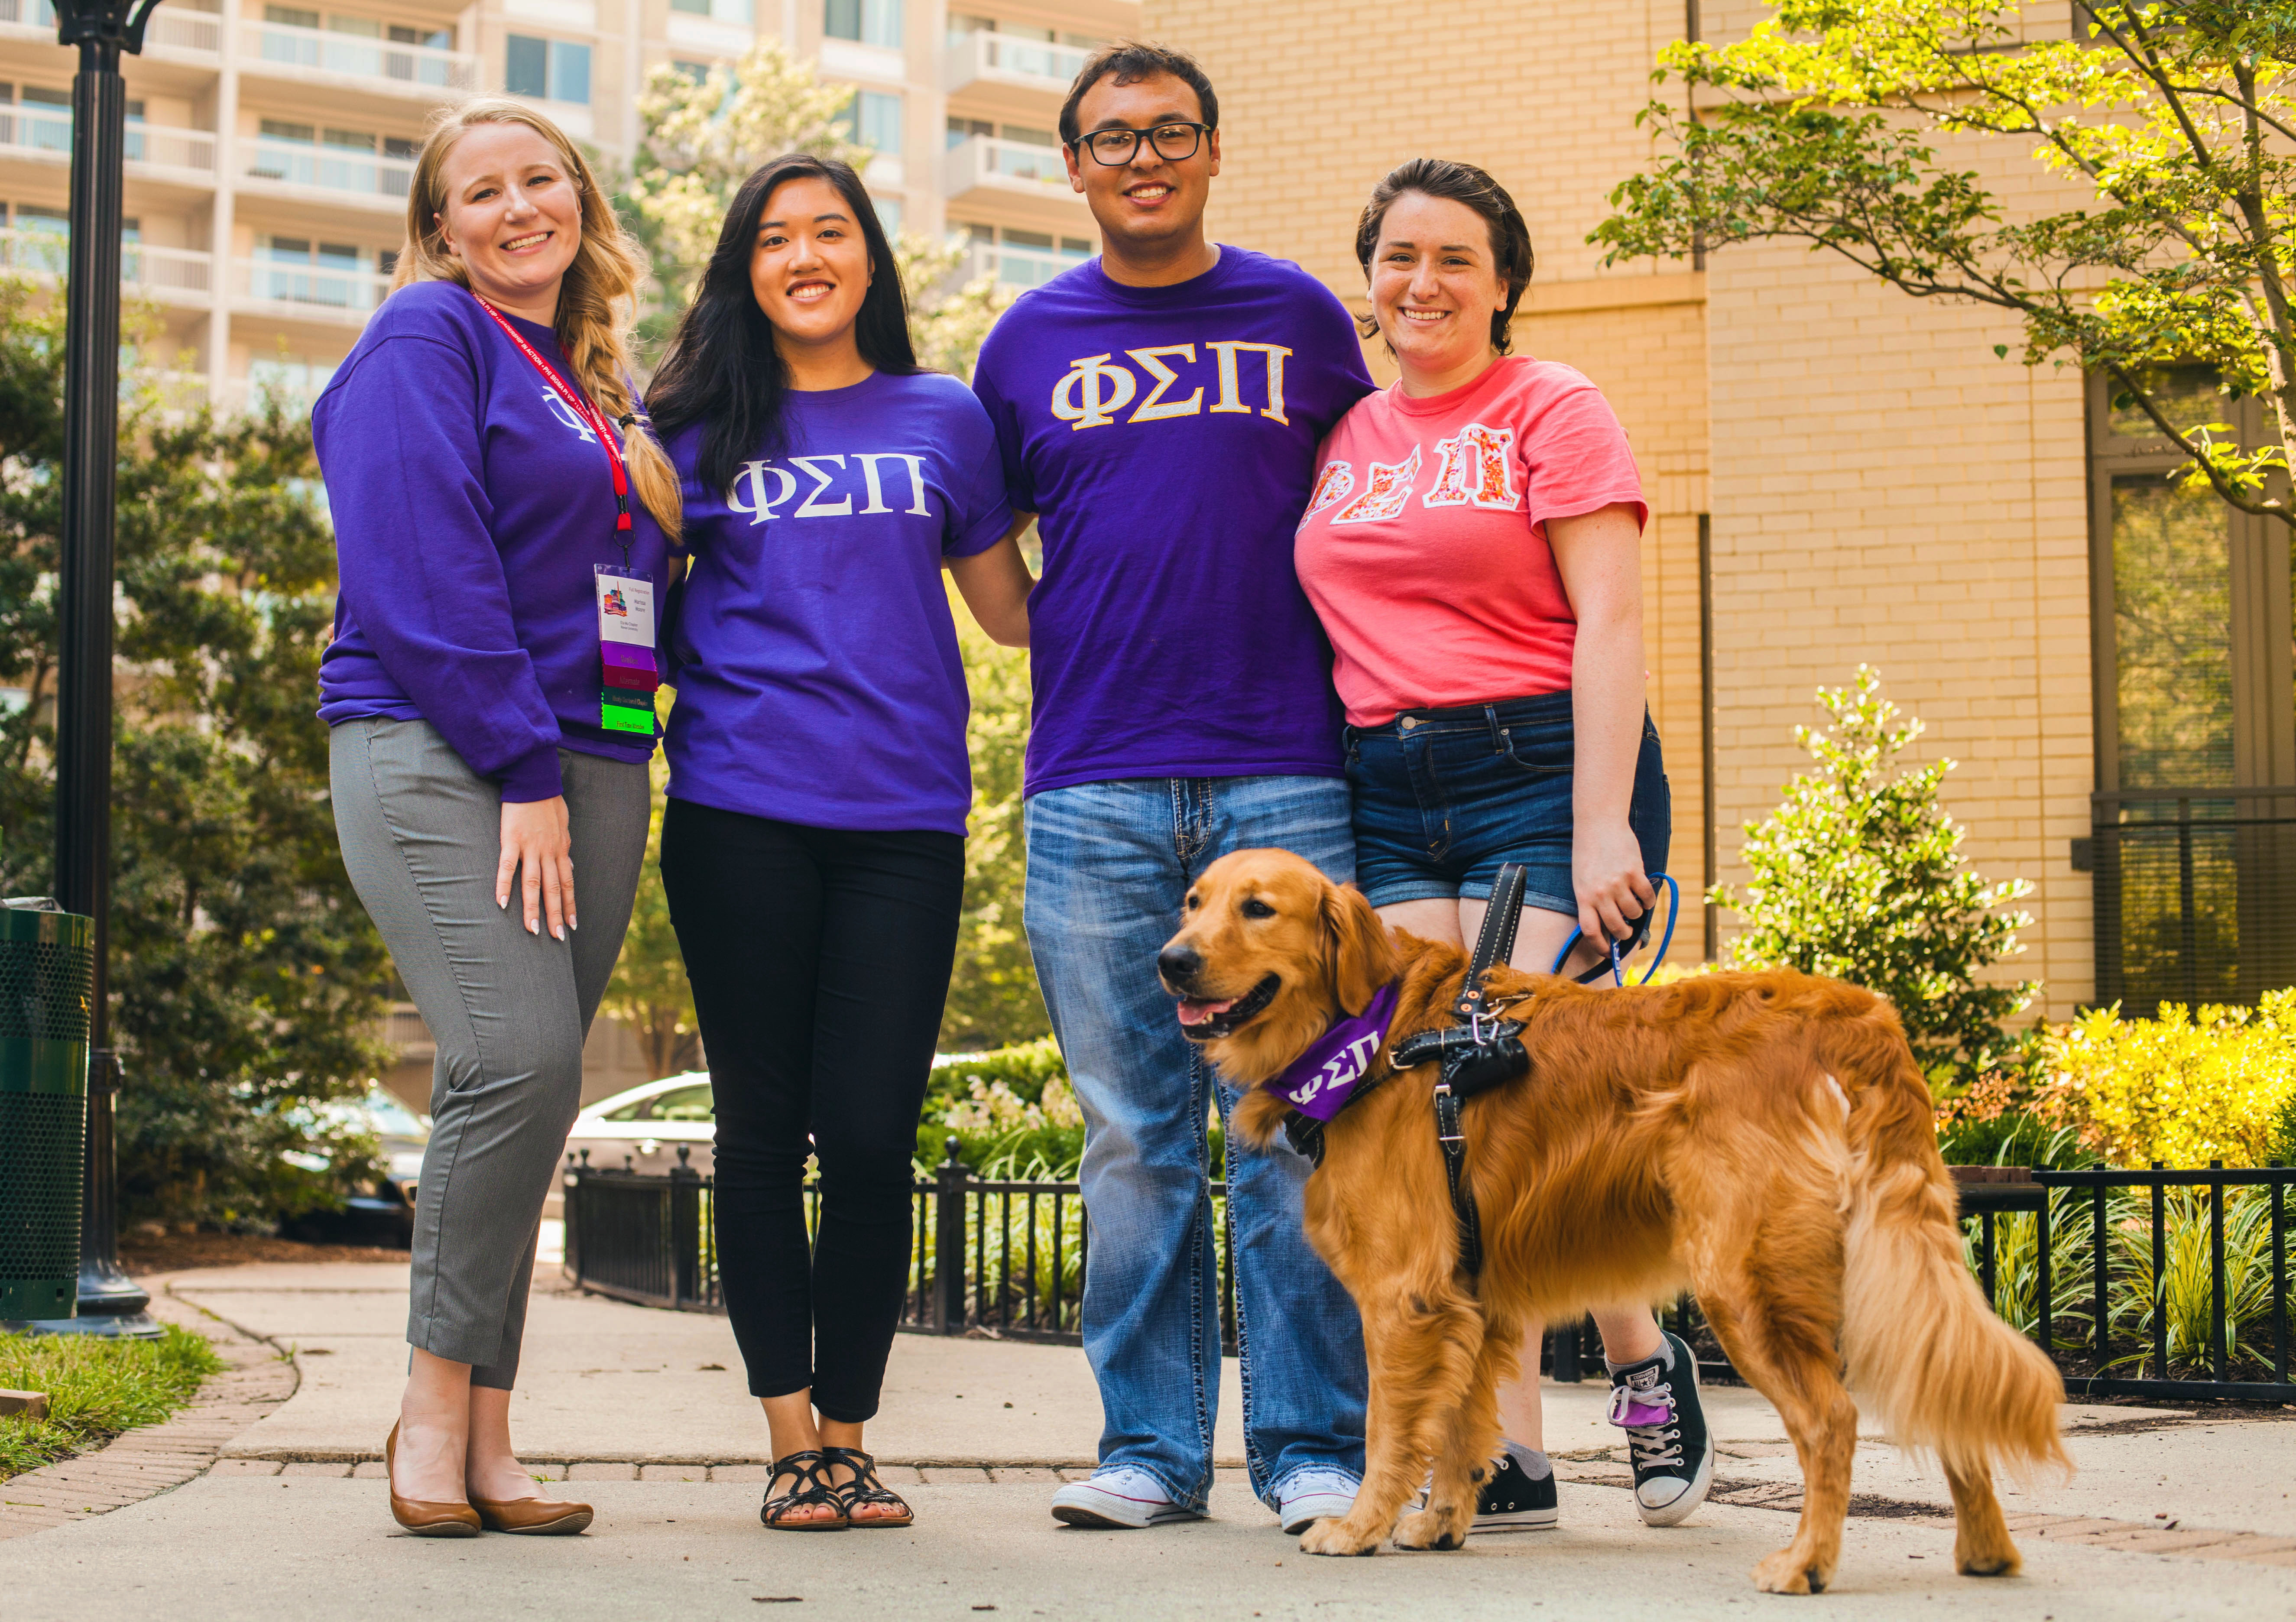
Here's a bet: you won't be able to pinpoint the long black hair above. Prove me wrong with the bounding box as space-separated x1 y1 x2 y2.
648 153 918 498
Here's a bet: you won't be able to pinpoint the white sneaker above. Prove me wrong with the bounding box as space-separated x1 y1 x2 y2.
1276 1468 1360 1534
1049 1466 1202 1529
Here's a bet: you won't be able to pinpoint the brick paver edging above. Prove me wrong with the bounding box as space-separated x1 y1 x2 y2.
0 1280 296 1541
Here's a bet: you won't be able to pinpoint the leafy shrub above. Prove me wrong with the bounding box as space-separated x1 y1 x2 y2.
2035 990 2296 1168
2107 1187 2292 1377
920 1038 1080 1173
1716 667 2037 1085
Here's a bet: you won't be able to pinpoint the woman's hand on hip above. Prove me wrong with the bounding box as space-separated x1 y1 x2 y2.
497 795 575 940
1572 821 1655 957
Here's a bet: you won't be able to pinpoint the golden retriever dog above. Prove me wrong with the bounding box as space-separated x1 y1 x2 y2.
1159 848 2067 1594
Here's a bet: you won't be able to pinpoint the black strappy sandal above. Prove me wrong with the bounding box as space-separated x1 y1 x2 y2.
820 1446 914 1529
760 1449 849 1531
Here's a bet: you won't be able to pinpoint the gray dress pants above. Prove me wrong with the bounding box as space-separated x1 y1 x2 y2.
331 718 648 1388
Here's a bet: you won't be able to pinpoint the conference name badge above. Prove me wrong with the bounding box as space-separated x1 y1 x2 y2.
595 564 658 737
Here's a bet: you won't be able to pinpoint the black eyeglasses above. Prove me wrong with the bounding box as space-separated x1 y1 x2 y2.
1074 122 1211 165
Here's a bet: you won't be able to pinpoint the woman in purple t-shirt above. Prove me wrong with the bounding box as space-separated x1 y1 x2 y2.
645 155 1032 1532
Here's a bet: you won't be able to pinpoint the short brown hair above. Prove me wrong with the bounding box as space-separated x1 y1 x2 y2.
1059 41 1219 148
1353 159 1536 354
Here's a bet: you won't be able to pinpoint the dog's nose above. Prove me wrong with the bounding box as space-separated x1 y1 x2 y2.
1158 944 1202 986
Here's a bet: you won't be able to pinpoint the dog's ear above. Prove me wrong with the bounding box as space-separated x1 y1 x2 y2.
1321 880 1397 1017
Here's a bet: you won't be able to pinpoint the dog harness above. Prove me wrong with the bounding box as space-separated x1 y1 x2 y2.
1281 863 1537 1283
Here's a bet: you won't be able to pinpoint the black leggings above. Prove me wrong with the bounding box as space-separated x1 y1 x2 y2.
660 798 964 1422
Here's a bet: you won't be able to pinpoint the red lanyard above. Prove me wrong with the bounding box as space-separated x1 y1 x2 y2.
472 293 631 535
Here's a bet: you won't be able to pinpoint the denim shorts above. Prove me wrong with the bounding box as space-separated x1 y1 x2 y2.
1345 690 1671 917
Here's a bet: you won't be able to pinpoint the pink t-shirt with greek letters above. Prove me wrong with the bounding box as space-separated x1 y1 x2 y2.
1294 354 1648 728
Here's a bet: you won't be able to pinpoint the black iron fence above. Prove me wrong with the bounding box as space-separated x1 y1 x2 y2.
564 1150 2296 1401
2085 785 2296 1014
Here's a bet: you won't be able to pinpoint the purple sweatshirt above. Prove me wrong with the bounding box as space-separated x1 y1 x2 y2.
314 280 671 801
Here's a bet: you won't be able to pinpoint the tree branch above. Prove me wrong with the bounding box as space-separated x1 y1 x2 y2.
2104 360 2293 528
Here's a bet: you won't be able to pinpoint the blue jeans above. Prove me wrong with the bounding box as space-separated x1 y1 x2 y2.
1023 775 1368 1511
1347 692 1672 915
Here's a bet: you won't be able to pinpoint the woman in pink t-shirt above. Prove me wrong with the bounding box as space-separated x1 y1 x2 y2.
1294 159 1711 1537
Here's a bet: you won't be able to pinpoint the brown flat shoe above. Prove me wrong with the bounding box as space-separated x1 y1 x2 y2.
386 1422 480 1538
470 1495 593 1535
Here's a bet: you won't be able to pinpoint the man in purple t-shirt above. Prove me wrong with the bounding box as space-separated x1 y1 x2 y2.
971 43 1375 1534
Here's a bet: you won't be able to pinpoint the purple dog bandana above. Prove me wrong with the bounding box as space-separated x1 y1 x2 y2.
1271 981 1401 1122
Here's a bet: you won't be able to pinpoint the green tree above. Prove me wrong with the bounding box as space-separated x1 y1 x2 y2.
1595 1 2296 528
0 283 390 1224
597 752 702 1080
940 588 1045 1051
620 41 867 343
1716 667 2038 1083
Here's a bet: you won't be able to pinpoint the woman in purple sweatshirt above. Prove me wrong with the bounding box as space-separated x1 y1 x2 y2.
315 98 682 1539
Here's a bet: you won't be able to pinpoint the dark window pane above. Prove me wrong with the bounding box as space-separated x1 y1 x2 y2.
506 34 548 98
2108 363 2230 442
2114 474 2234 789
824 0 860 40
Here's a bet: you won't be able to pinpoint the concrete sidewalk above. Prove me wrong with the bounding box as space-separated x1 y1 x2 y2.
1 1260 2292 1619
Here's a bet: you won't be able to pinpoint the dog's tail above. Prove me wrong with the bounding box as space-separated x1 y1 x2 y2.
1831 1012 2069 1483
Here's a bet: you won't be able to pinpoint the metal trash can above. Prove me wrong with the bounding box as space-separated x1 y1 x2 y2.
0 900 92 1322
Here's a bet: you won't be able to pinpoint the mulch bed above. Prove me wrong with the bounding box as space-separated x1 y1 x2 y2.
120 1231 408 1274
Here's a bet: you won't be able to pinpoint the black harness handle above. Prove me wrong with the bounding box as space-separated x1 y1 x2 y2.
1283 863 1536 1289
1396 863 1535 1281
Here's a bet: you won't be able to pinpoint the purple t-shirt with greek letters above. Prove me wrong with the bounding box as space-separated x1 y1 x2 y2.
662 370 1012 836
971 247 1376 796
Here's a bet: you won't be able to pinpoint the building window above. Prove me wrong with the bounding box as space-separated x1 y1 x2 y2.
871 196 902 234
507 36 590 104
824 0 901 49
838 90 902 160
945 115 992 150
957 222 1091 288
671 0 753 19
2085 368 2296 1011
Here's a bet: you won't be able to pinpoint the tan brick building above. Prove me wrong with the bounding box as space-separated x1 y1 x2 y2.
1146 0 2296 1019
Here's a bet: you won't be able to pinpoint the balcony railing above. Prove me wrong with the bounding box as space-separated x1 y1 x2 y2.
942 30 1090 97
963 241 1085 290
234 256 392 318
0 228 213 298
149 6 222 53
241 18 479 94
2086 785 2296 1014
243 136 414 204
0 0 219 51
944 135 1074 202
0 108 220 175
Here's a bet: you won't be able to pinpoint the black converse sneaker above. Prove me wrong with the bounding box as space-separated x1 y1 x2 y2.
1606 1330 1713 1527
1469 1440 1558 1532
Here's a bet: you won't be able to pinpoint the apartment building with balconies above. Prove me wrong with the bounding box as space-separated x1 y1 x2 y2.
0 0 1137 417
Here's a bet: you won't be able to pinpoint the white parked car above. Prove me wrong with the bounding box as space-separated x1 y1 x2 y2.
564 1072 715 1178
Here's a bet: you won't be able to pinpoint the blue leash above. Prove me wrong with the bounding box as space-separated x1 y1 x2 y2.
1546 872 1680 986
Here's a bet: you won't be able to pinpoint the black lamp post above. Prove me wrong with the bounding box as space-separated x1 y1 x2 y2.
31 0 166 1338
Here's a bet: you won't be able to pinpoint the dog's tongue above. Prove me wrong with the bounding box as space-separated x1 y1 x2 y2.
1177 996 1237 1027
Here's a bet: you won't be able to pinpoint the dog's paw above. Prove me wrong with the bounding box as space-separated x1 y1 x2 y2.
1299 1517 1381 1557
1392 1508 1466 1552
1752 1549 1828 1594
1954 1543 2020 1578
